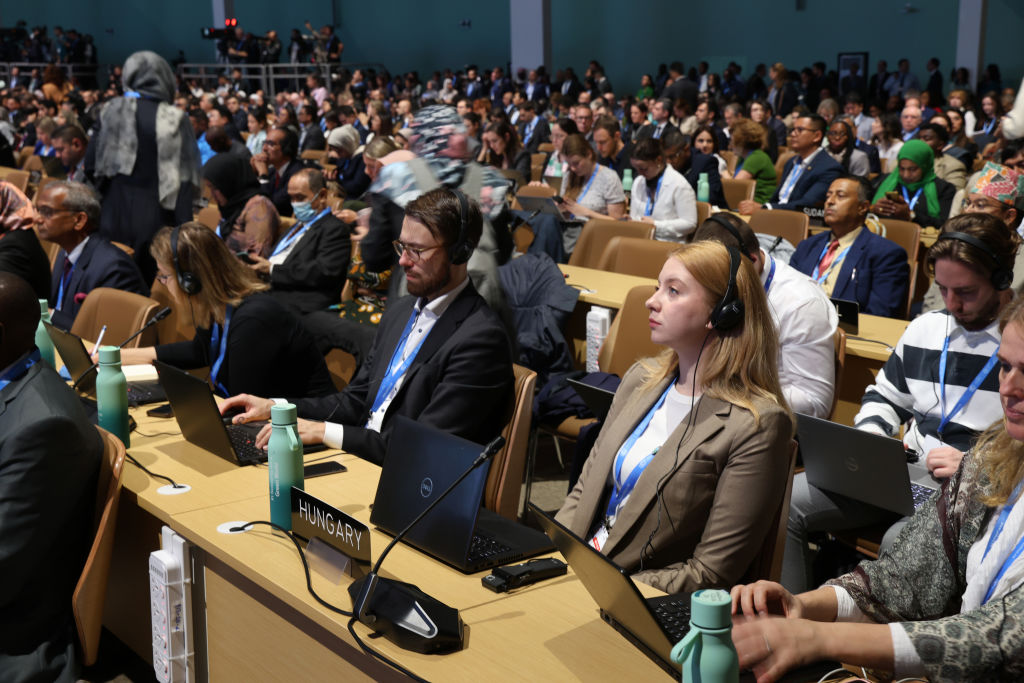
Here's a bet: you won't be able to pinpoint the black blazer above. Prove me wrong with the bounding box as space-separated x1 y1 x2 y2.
682 152 725 208
299 124 326 152
49 235 149 330
269 211 351 315
259 158 304 217
293 282 514 465
0 228 51 300
520 117 551 154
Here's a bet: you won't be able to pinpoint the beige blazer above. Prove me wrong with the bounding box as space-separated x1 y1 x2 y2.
556 363 792 594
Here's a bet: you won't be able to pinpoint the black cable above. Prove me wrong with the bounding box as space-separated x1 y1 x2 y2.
232 520 429 682
124 452 186 489
133 430 181 438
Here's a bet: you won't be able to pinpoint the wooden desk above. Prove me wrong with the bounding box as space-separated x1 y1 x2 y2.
833 315 908 426
560 264 654 309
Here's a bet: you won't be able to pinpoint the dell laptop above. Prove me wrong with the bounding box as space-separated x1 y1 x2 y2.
797 413 940 516
369 416 554 573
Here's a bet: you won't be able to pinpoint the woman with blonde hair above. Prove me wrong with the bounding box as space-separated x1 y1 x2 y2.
120 222 333 398
556 241 793 594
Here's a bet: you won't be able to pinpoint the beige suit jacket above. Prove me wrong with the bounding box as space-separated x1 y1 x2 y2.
556 363 792 594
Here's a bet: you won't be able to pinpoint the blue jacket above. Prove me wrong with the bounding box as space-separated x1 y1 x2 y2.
50 235 149 330
790 227 909 317
769 151 843 211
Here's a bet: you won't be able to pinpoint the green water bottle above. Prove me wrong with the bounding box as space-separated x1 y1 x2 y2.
35 299 55 368
622 168 633 194
671 589 739 683
96 346 130 447
268 403 304 530
697 172 710 203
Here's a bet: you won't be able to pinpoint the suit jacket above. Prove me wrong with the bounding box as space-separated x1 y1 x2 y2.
769 151 843 211
662 78 698 111
681 152 725 207
49 235 149 330
519 117 551 154
293 282 514 464
259 158 304 217
0 360 101 681
926 70 945 106
790 227 909 317
556 365 792 594
269 211 351 315
299 124 326 152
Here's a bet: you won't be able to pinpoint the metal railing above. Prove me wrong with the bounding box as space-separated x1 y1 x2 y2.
0 62 111 90
175 62 387 99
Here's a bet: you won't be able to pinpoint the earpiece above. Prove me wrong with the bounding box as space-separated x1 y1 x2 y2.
171 225 201 295
709 246 744 330
448 188 473 266
935 231 1012 291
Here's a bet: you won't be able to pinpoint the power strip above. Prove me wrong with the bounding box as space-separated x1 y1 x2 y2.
149 526 194 682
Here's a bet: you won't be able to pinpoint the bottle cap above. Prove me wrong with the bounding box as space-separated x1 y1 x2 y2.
97 345 121 365
38 299 48 315
698 172 709 182
271 402 297 426
689 588 732 630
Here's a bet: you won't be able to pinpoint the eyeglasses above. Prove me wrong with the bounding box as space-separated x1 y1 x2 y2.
155 273 173 285
393 240 443 261
826 130 848 139
35 206 75 218
790 126 816 135
963 198 1010 213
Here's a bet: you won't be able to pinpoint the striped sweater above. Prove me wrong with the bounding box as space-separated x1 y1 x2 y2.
854 310 1002 454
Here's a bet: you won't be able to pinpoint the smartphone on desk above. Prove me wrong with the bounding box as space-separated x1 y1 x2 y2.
304 461 347 478
146 403 174 418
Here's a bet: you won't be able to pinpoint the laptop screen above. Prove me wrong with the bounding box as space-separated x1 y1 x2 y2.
153 360 239 463
44 322 97 394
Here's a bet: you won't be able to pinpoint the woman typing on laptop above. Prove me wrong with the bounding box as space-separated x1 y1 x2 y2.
555 241 793 595
730 296 1024 682
119 222 334 398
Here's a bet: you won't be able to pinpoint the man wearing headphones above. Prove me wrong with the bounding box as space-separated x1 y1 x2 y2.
252 126 303 217
222 187 515 465
784 213 1018 593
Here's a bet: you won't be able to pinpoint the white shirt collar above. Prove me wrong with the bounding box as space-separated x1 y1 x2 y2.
67 234 91 264
416 275 470 319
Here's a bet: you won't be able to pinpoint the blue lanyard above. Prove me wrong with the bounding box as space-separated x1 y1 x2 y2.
811 239 852 284
763 255 776 293
981 481 1024 604
209 306 234 398
983 118 997 135
369 306 429 416
0 349 40 392
779 158 808 203
578 165 600 201
938 335 999 436
524 119 536 143
271 208 329 257
901 186 923 212
734 155 744 174
604 382 675 522
644 173 665 217
56 260 75 311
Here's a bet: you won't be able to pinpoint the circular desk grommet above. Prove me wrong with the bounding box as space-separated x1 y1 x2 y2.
157 483 191 495
218 521 250 535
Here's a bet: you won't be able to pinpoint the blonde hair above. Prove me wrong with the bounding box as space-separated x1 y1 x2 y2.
150 222 269 327
979 296 1024 506
638 241 789 426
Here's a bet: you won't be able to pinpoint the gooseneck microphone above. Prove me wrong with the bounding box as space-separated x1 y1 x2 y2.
72 307 172 389
348 434 505 654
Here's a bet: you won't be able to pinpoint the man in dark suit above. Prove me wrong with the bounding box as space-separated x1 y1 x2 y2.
0 271 102 683
523 69 548 104
662 61 699 115
662 129 725 207
556 67 583 100
246 168 350 316
224 187 514 465
637 98 677 141
36 181 147 330
867 60 890 103
52 124 90 185
252 126 303 217
517 101 550 154
925 57 945 107
463 65 484 100
297 104 326 152
790 176 909 317
739 114 843 214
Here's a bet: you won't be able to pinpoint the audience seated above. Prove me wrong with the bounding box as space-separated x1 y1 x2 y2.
556 132 626 244
592 116 632 179
252 126 303 217
477 119 531 179
628 137 696 240
297 103 326 152
730 119 778 203
516 100 550 154
0 180 49 300
823 120 870 178
203 152 280 258
693 124 731 179
662 128 725 208
870 139 956 229
325 125 371 198
791 176 909 317
920 122 968 190
0 272 102 683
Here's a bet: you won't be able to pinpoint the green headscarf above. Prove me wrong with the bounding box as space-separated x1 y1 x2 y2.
872 139 940 217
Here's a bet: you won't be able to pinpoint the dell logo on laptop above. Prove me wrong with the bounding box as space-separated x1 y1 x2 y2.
420 477 433 498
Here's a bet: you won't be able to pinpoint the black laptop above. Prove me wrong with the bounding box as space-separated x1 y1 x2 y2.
829 298 859 335
369 416 554 573
567 377 616 421
153 360 323 466
45 321 166 405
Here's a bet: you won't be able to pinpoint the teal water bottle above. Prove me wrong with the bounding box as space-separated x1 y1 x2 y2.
96 346 130 447
268 403 304 530
622 168 633 194
697 172 710 203
671 589 739 683
35 299 55 368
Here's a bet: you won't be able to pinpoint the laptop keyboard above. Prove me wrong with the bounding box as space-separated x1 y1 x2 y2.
467 531 514 564
911 482 935 509
127 384 160 404
652 598 691 642
227 426 268 465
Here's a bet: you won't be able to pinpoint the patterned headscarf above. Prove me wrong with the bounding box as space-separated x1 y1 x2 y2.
372 105 509 219
970 162 1024 205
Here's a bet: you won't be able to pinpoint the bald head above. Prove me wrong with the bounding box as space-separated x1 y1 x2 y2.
0 272 40 366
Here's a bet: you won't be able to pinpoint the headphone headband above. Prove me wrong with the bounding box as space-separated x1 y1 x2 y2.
448 188 472 265
171 225 202 295
934 230 1012 290
709 245 745 330
702 214 756 260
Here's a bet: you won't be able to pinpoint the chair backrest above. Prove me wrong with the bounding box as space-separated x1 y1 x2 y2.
696 201 711 230
530 153 547 182
597 285 663 377
148 279 195 345
721 177 755 210
0 167 30 193
516 183 557 199
596 236 678 278
484 364 538 520
829 328 847 420
73 426 127 666
70 288 163 347
537 142 554 153
324 348 357 391
568 219 655 268
748 209 810 248
720 149 737 175
111 241 135 258
300 149 327 163
499 168 527 193
744 440 798 583
878 218 921 264
774 150 797 181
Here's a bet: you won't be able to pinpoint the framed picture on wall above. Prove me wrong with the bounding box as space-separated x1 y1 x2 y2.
837 52 868 96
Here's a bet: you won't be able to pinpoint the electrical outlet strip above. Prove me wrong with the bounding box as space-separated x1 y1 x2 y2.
149 526 194 682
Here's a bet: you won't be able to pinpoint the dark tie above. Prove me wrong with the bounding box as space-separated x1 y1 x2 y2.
60 256 73 307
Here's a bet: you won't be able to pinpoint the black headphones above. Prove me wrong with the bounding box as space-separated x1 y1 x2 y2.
709 245 745 331
170 225 201 295
448 188 473 266
703 214 756 261
935 231 1012 291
